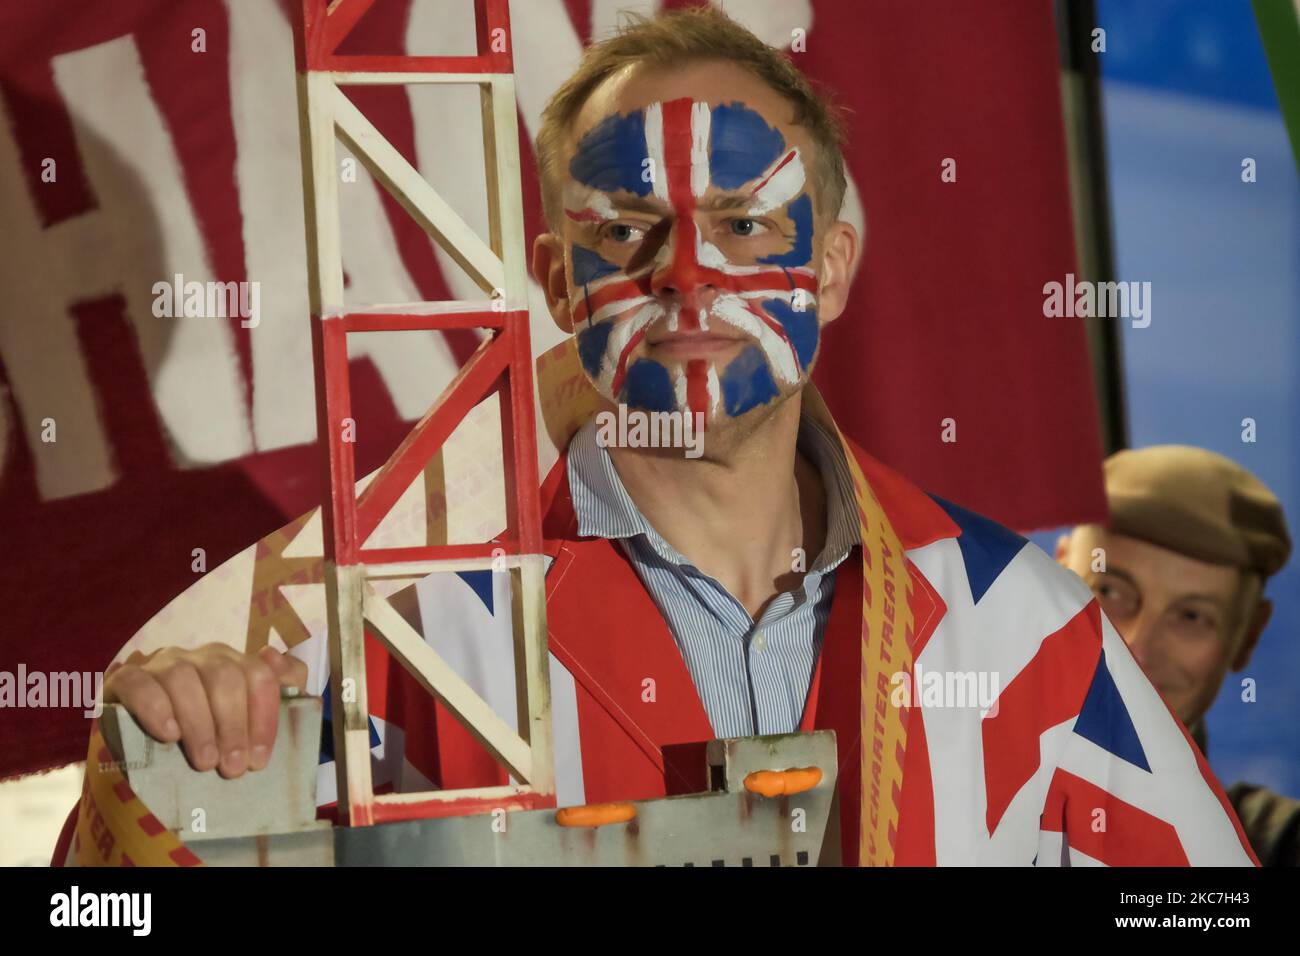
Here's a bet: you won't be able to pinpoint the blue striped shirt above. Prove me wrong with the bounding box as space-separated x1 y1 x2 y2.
565 416 861 738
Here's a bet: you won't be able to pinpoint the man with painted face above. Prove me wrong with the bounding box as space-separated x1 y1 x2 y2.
97 8 1256 866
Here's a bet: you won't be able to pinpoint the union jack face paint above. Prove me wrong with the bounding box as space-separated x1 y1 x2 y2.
563 98 822 428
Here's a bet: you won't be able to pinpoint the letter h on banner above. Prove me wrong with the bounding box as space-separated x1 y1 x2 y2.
291 0 553 828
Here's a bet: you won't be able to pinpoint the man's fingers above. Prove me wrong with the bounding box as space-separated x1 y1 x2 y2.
199 660 250 779
241 654 281 771
104 667 179 744
108 645 311 778
260 646 308 691
156 662 219 773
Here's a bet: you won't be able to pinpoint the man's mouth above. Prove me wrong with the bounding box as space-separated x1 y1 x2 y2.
642 314 754 358
643 328 748 360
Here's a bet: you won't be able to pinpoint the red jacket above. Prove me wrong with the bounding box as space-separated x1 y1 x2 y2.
411 437 958 866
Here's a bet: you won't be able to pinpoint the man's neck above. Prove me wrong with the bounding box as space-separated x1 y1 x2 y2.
606 394 827 619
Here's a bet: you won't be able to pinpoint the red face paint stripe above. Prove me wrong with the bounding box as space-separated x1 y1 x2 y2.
669 220 710 300
571 266 813 326
661 100 712 296
714 268 818 297
660 98 698 212
747 300 801 366
686 359 709 426
749 149 797 198
565 208 606 223
573 276 652 325
610 326 649 397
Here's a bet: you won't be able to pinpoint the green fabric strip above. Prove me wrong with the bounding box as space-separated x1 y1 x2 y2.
1253 0 1300 171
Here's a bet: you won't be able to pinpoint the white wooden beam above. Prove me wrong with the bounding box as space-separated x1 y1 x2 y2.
330 72 507 86
361 583 534 782
329 83 506 295
324 562 375 825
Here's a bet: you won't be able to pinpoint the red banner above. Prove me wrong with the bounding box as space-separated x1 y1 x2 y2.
0 0 1104 779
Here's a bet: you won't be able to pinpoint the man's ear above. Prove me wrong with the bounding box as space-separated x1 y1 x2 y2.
815 220 860 325
532 233 573 333
1232 597 1272 671
1054 532 1073 566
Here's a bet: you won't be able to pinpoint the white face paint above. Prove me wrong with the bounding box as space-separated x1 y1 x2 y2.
564 98 823 425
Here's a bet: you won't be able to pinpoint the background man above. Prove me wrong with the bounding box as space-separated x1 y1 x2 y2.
1058 445 1298 865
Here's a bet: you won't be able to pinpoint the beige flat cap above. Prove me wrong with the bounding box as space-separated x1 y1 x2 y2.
1104 445 1292 577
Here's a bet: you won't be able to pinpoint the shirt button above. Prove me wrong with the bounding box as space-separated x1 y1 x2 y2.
753 632 767 653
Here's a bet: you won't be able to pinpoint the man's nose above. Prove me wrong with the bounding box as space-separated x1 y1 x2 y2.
1121 614 1163 673
649 218 718 314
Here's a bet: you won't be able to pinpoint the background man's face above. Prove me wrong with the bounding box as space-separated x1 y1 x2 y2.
554 61 829 434
1059 525 1247 725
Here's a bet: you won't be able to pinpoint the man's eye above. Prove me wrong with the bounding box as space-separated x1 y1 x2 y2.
727 218 767 237
1093 581 1136 613
603 223 645 243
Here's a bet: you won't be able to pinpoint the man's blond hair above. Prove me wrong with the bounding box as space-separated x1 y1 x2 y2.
534 6 848 229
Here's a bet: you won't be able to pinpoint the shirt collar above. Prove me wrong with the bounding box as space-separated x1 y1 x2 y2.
566 414 862 571
799 417 863 571
566 417 655 542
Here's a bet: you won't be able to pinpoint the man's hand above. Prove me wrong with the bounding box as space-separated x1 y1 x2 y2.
103 644 308 779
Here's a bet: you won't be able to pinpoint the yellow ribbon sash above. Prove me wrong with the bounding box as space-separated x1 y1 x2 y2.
839 431 915 866
75 725 200 867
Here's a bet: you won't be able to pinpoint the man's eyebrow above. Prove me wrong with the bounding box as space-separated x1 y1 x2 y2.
602 194 669 215
698 193 759 212
1099 564 1231 610
1171 593 1231 611
1095 565 1138 587
578 192 766 215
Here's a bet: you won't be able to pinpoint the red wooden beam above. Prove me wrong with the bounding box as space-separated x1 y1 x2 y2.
354 333 511 545
319 54 504 74
359 543 519 566
304 0 512 73
294 1 326 73
321 0 378 56
475 0 514 71
313 316 361 565
504 312 543 554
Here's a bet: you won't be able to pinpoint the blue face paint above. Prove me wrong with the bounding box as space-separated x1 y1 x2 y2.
759 193 814 268
571 244 621 287
569 111 652 196
721 345 780 416
761 298 819 371
622 359 677 412
708 102 786 189
576 320 615 379
565 98 822 425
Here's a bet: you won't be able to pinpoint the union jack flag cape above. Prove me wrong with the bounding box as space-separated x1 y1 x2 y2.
314 414 1258 866
60 354 1257 867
